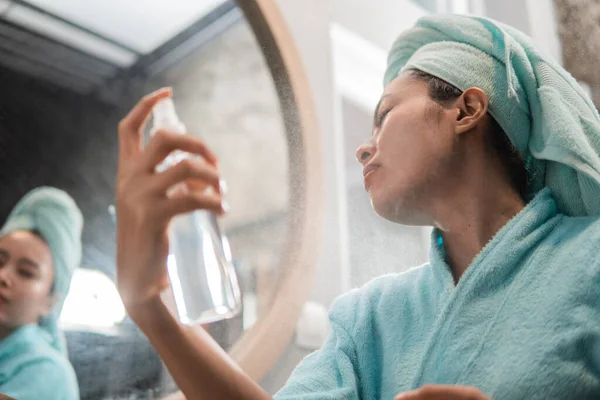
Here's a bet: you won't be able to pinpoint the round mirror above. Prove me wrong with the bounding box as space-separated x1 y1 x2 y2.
0 0 321 398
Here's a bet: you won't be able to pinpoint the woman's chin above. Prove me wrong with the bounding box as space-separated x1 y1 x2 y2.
371 195 404 222
370 192 427 225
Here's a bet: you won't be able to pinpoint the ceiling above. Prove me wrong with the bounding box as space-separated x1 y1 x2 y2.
22 0 228 56
0 0 241 100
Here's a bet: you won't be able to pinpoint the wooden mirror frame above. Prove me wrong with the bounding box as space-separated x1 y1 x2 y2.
163 2 321 395
227 0 323 382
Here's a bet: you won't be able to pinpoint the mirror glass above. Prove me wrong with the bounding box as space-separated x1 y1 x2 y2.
0 0 290 398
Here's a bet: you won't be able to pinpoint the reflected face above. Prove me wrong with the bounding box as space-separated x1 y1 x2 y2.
356 72 459 225
0 231 55 329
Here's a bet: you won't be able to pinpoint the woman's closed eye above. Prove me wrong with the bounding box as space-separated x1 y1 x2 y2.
17 260 40 280
375 108 392 128
17 268 36 279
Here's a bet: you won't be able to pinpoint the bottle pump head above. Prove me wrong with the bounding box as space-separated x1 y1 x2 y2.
152 97 186 134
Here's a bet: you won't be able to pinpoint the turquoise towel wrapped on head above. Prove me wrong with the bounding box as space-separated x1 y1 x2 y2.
384 14 600 217
275 14 600 400
0 187 82 399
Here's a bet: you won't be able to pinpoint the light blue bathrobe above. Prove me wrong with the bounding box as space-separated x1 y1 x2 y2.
275 189 600 399
0 324 79 399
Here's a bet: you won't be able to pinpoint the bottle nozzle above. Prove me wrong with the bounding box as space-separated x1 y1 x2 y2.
152 98 186 134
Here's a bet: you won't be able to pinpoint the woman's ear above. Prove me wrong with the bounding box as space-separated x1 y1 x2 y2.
454 87 489 135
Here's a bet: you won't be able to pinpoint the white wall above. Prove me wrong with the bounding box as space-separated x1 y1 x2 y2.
484 0 562 64
333 0 428 51
273 0 349 308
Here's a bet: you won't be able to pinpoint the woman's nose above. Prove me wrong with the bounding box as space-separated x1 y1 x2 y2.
356 142 375 166
0 267 12 289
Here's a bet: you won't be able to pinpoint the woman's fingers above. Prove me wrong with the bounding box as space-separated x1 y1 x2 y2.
118 88 172 167
143 129 218 172
395 385 489 400
154 158 220 195
185 179 212 195
158 191 225 219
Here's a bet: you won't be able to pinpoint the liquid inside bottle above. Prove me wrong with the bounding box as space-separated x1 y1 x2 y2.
152 97 242 325
167 211 242 324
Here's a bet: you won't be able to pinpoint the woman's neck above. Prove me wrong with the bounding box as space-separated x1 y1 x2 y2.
432 176 526 283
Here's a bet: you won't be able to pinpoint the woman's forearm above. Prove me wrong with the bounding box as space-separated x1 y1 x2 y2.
130 298 272 400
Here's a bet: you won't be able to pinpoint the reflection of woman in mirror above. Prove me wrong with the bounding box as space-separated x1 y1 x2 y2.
115 14 600 400
0 187 82 400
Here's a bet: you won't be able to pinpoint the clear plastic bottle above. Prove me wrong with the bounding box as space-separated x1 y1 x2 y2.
151 98 242 325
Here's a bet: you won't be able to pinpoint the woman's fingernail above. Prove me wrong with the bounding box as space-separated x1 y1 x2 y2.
221 200 230 214
108 205 116 224
151 87 172 97
219 179 228 195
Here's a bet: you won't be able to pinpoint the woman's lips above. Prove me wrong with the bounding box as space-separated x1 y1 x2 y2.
363 164 380 190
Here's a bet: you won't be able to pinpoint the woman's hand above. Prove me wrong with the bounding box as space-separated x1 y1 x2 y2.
116 88 225 317
114 89 271 400
395 385 490 400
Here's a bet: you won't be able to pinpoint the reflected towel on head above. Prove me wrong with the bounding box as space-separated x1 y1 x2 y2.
384 14 600 216
0 187 83 354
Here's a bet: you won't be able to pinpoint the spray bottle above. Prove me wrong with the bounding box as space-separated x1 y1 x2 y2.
150 97 242 325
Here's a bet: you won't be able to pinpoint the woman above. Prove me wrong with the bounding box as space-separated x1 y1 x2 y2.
115 14 600 400
0 187 82 399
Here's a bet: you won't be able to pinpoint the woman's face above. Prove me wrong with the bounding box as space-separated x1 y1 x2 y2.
0 231 55 329
356 72 460 225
